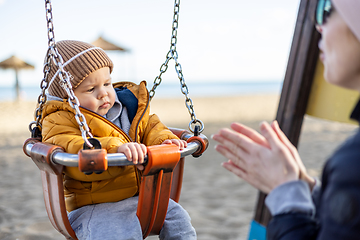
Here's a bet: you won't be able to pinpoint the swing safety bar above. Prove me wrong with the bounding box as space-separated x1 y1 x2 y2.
23 128 207 173
24 141 200 168
23 128 208 240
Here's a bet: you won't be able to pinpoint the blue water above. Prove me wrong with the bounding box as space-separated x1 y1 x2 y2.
0 81 283 101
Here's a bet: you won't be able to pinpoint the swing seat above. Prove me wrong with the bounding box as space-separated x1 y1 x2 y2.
23 128 208 240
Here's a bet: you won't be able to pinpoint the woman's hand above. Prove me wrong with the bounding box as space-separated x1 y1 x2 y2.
162 139 187 150
270 121 316 190
117 143 147 171
212 121 300 193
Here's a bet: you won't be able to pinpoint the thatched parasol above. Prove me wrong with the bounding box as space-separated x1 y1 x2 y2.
0 55 35 101
91 36 127 51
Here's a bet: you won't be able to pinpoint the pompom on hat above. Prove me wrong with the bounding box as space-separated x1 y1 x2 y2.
47 40 113 99
332 0 360 42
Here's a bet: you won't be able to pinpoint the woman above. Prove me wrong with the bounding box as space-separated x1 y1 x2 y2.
212 0 360 239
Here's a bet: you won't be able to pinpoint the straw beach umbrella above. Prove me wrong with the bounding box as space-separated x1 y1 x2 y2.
91 36 127 51
92 36 131 80
0 55 34 101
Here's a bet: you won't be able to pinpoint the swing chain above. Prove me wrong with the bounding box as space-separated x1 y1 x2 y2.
149 0 180 100
149 0 204 134
31 0 56 138
45 0 56 47
34 54 51 129
32 0 94 148
172 51 204 134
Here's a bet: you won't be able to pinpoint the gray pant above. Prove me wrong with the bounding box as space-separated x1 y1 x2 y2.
68 196 196 240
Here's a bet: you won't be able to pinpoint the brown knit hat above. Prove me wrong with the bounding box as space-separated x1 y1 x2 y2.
47 40 113 99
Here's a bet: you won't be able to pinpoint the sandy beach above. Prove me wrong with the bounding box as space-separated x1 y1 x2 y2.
0 95 357 240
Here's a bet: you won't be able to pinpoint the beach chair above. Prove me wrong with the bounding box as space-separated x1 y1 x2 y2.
248 0 359 239
23 1 208 239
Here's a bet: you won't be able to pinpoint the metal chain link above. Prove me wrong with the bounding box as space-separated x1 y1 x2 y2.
31 0 94 148
149 0 204 133
31 0 56 137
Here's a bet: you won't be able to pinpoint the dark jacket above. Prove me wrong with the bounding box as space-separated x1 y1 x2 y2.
267 100 360 239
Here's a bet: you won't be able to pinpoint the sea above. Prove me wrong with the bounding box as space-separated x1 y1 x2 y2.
0 81 283 101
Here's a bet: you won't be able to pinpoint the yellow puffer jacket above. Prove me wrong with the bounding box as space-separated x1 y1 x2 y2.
40 81 178 212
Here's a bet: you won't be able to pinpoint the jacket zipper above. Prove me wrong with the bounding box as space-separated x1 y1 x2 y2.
80 103 144 189
134 93 150 143
79 107 132 142
130 88 149 188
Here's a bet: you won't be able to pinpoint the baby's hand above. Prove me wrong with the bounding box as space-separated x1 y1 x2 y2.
161 139 187 150
117 143 147 171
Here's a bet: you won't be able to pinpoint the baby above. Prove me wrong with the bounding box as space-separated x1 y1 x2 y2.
40 40 196 239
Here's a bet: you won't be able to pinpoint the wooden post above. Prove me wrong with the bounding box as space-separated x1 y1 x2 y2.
253 0 321 227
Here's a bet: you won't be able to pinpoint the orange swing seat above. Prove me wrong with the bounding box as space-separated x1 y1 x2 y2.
23 128 208 240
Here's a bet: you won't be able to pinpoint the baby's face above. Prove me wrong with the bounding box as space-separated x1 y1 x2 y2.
74 67 115 116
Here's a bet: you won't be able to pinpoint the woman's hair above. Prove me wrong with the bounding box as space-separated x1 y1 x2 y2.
333 0 360 41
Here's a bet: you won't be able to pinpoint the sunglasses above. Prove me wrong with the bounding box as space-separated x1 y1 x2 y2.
315 0 333 25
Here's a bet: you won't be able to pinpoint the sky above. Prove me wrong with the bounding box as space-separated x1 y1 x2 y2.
0 0 301 87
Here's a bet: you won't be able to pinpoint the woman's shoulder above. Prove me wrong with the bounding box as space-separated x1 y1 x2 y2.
333 129 360 158
325 129 360 184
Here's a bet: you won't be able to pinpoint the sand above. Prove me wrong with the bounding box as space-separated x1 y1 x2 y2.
0 95 357 240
